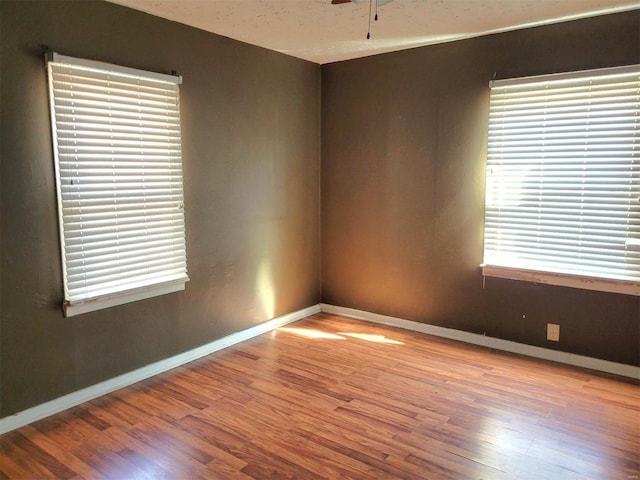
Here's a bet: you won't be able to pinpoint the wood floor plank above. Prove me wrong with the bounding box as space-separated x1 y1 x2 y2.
119 422 216 478
8 423 99 478
1 313 638 479
0 430 77 479
0 437 61 480
249 431 380 480
100 424 198 479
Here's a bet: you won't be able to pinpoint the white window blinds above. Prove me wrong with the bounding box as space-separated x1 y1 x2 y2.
47 53 188 316
483 65 640 295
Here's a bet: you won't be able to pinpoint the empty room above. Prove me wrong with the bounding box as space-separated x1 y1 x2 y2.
1 0 638 478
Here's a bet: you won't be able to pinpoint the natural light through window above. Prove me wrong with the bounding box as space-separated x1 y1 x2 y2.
278 327 404 344
47 53 188 316
278 328 346 340
257 258 276 319
338 332 404 345
482 64 640 296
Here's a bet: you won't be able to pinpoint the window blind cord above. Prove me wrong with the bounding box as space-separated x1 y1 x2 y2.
367 0 372 39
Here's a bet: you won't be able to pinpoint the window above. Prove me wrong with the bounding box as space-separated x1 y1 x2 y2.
47 53 188 316
482 65 639 296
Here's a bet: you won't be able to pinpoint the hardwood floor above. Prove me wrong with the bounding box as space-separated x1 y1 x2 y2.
1 313 638 479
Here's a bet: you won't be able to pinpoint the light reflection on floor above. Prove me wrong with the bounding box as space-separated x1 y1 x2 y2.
277 327 404 344
278 327 345 340
472 409 610 478
338 332 404 345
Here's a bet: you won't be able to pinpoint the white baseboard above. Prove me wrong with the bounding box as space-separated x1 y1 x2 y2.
320 304 640 380
0 304 321 435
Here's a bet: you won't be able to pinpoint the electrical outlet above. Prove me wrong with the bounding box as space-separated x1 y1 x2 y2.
547 323 560 342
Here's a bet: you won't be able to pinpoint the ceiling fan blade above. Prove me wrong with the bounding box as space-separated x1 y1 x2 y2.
330 0 352 4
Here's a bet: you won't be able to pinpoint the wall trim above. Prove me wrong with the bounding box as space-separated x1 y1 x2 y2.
0 304 321 435
320 304 640 380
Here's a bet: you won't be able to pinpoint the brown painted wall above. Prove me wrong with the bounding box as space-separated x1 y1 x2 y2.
321 11 640 366
1 0 321 417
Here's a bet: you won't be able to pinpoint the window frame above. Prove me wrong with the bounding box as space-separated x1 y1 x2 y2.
46 53 189 316
481 64 640 296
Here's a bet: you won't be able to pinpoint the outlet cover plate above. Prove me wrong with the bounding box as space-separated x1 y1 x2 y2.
547 323 560 342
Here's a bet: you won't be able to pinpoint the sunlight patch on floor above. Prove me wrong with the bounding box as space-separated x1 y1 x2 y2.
338 332 404 345
277 327 404 345
278 327 345 340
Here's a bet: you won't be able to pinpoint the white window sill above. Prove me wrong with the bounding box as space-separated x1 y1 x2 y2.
481 265 639 297
64 278 188 317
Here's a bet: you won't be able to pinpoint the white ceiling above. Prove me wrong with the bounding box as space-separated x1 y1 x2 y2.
108 0 639 64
